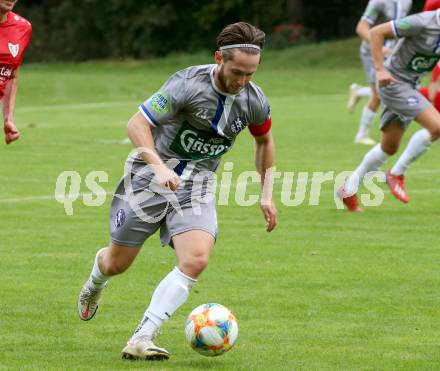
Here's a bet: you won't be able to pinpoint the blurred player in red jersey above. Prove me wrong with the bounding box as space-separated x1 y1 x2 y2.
0 0 31 145
424 0 440 11
419 63 440 111
418 0 440 111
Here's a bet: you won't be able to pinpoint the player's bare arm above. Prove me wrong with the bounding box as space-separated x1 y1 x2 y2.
3 69 19 144
254 130 277 232
370 22 397 87
356 19 371 43
356 19 392 57
127 111 180 190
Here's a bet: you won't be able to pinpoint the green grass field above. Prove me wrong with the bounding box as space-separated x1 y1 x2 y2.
2 39 440 370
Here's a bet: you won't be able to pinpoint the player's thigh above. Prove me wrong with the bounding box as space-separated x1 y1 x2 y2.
160 194 218 249
380 120 405 154
378 80 430 123
415 105 440 139
173 229 215 277
161 190 218 276
106 175 167 274
368 84 381 110
109 174 167 247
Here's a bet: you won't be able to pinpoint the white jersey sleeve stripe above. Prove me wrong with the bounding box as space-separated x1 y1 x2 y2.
391 20 400 38
139 104 158 127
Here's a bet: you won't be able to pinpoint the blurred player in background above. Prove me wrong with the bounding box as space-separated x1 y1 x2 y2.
0 0 32 145
347 0 412 146
346 82 372 114
384 63 440 203
77 22 277 361
418 63 440 112
347 0 439 114
339 10 440 211
384 0 440 203
424 0 440 11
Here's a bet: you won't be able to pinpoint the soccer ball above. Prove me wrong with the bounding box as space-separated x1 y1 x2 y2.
185 303 238 357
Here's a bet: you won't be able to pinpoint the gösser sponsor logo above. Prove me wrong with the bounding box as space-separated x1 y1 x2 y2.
410 55 439 72
180 129 229 156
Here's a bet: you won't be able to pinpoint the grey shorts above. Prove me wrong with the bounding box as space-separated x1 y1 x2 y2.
109 173 218 248
378 80 431 130
361 50 376 85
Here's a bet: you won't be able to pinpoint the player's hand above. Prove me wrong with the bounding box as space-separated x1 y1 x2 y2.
4 121 20 145
376 69 397 88
260 199 277 232
151 163 180 191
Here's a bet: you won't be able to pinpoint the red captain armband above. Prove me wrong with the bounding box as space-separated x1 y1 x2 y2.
248 117 272 137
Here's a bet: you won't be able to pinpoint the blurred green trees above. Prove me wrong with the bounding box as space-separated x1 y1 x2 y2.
14 0 425 61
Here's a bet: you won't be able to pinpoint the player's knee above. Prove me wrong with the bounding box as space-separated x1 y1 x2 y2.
183 256 209 277
102 260 130 276
192 256 209 274
381 142 399 155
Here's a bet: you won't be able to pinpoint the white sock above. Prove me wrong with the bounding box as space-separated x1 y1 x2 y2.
133 267 196 340
356 106 377 139
89 248 110 288
391 129 433 176
345 144 390 195
358 86 372 97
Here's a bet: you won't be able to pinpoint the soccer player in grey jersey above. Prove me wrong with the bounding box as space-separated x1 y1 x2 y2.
348 0 412 145
339 10 440 211
77 22 277 360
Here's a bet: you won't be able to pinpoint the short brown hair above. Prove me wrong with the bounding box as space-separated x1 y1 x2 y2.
216 22 265 61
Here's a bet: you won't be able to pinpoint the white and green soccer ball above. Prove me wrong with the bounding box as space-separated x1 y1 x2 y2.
185 303 238 357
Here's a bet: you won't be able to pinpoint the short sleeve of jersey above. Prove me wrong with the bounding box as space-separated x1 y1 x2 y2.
248 85 271 127
391 13 426 38
139 71 187 127
361 0 385 25
20 24 32 65
247 85 272 136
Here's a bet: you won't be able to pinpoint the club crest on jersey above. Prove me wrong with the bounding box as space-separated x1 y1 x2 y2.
8 43 19 58
231 117 246 134
407 96 419 107
115 209 126 228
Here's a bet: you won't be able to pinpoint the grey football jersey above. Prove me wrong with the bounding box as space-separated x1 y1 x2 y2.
386 10 440 85
360 0 412 55
134 64 270 180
